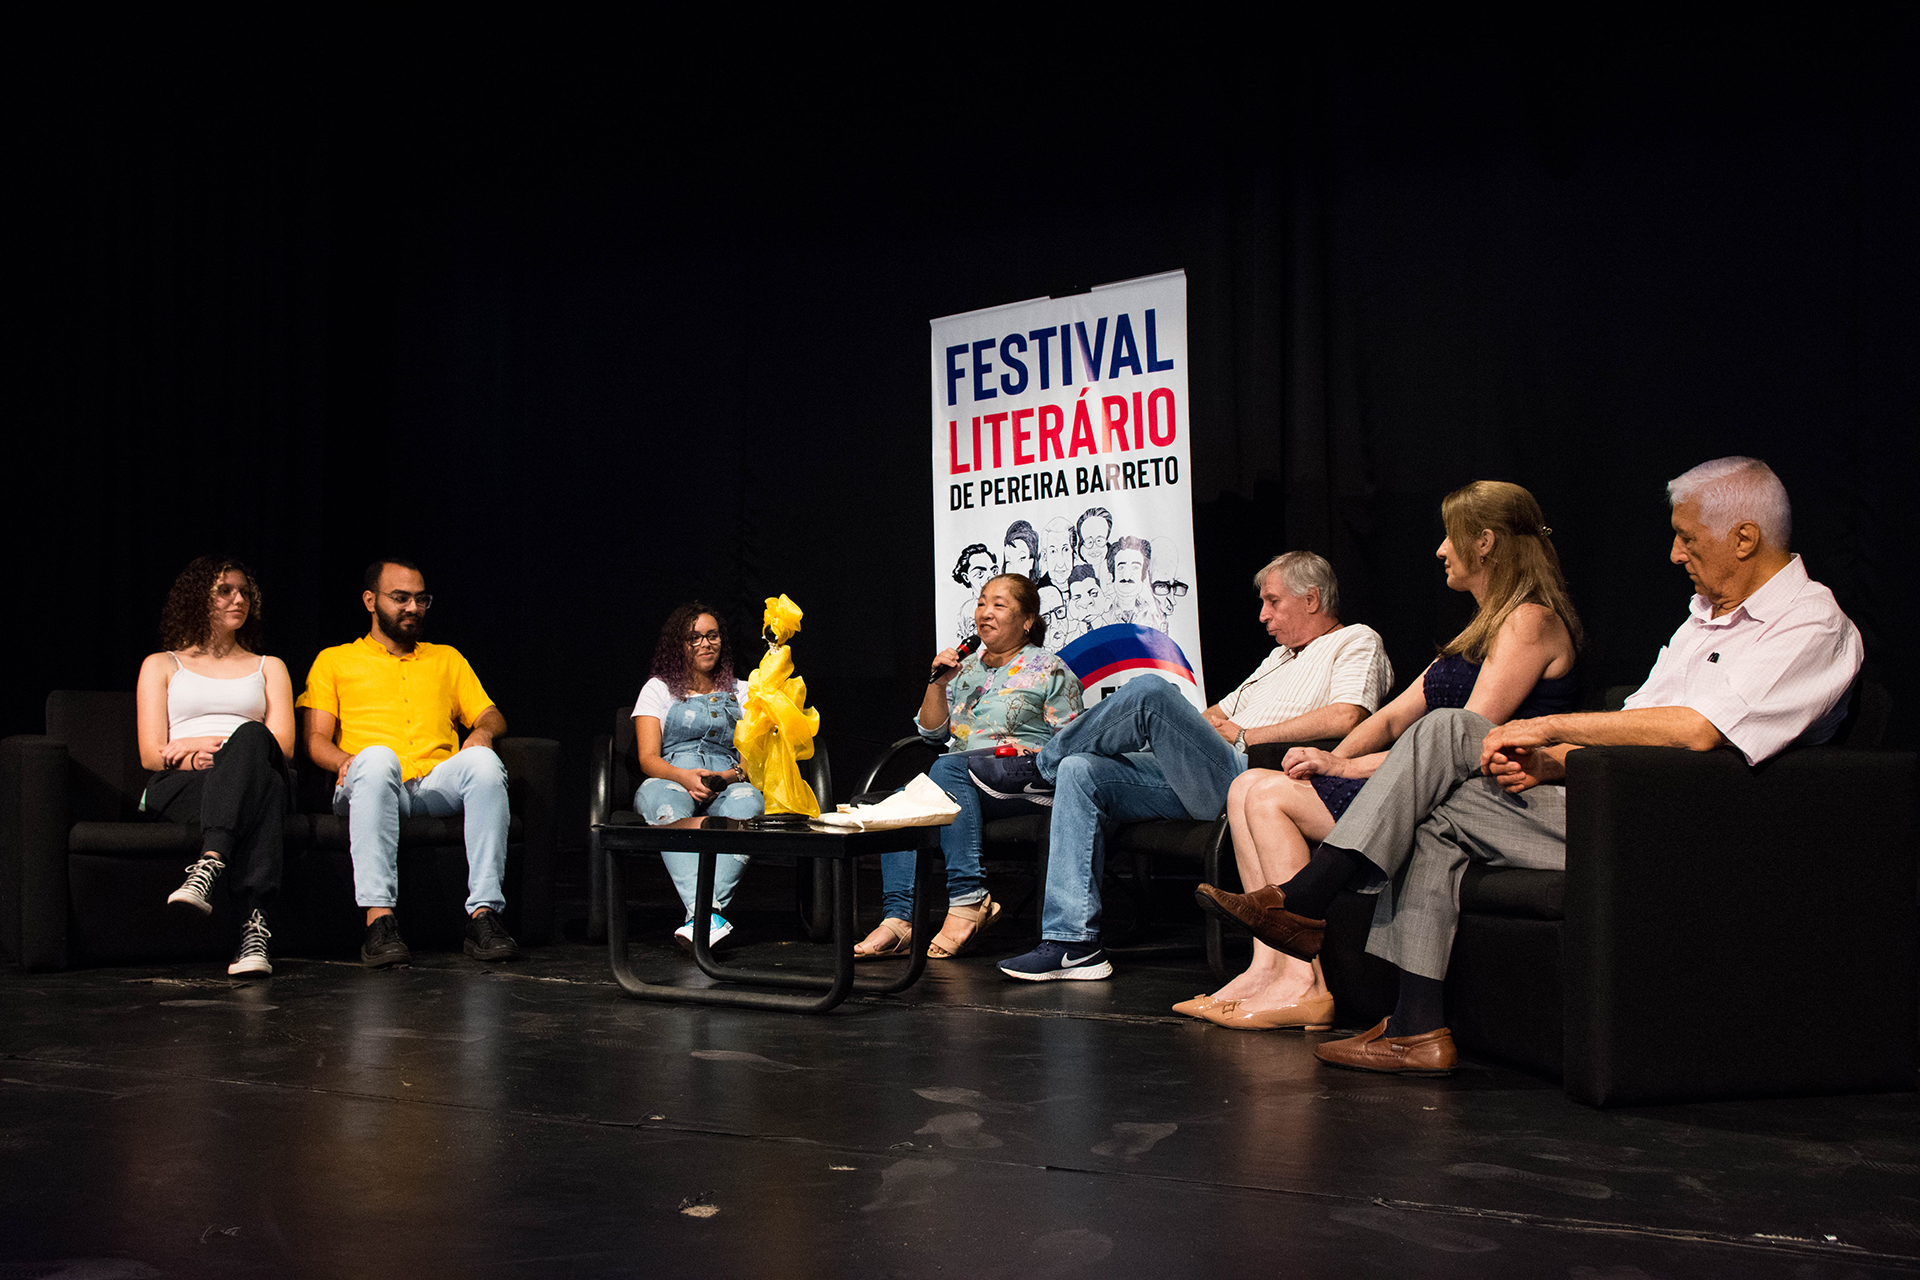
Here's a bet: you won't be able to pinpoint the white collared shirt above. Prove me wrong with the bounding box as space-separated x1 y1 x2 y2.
1217 624 1394 731
1622 555 1862 764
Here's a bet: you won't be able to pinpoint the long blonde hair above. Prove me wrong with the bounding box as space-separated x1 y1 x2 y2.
1439 481 1585 662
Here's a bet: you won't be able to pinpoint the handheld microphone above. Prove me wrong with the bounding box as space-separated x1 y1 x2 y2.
930 634 980 683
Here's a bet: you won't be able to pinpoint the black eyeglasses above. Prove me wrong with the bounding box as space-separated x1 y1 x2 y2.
685 631 723 648
382 591 433 609
1152 580 1190 598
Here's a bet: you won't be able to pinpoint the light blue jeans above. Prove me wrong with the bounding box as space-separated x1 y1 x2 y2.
1033 677 1249 942
636 764 764 920
878 751 1039 921
336 745 510 916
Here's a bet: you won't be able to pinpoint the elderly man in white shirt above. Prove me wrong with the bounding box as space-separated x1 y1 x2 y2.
1203 457 1863 1075
994 552 1394 981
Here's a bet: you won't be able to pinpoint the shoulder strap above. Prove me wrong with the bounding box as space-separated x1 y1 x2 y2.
169 653 183 671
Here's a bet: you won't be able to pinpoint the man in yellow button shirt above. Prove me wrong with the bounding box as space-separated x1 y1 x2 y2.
298 559 520 967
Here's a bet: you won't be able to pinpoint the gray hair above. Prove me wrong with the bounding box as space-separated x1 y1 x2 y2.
1254 551 1340 618
1667 456 1792 551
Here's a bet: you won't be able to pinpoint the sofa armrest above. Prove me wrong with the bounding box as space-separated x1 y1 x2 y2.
589 733 614 827
1562 744 1917 1105
496 736 560 945
2 735 71 970
1245 738 1340 772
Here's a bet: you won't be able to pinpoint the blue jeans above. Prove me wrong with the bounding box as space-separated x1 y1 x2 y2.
878 752 1043 921
336 745 510 916
1034 677 1249 942
636 766 764 919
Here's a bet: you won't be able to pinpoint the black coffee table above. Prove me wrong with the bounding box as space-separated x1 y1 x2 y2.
598 814 944 1013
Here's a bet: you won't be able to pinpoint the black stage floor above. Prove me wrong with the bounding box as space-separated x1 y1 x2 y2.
4 861 1917 1279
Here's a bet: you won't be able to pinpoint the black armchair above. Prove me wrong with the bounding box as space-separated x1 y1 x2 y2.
1104 739 1338 973
587 706 832 942
1 692 559 969
852 736 1056 925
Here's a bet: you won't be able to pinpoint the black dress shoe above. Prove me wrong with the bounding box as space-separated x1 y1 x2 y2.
464 908 521 962
361 914 412 968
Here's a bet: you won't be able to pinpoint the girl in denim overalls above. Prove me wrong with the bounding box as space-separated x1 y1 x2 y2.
632 603 764 950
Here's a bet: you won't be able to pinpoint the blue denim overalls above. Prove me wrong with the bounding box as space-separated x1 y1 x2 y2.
635 688 764 920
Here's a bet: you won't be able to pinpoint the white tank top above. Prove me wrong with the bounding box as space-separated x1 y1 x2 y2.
167 654 269 740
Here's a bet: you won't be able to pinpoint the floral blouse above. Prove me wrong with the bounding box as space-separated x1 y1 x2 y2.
918 644 1084 752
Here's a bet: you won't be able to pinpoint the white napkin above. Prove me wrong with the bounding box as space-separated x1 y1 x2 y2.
814 773 960 831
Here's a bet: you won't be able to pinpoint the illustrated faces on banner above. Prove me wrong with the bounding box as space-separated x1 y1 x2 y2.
950 543 998 641
945 506 1188 648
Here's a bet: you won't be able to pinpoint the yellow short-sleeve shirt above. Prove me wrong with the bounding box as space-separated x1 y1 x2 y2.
296 637 496 782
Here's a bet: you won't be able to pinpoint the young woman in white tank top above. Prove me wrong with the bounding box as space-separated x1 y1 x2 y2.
135 557 295 976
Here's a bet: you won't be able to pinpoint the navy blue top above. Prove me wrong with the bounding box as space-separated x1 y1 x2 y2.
1309 654 1578 820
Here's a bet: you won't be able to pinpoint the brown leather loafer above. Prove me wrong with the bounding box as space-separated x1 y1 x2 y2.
1193 884 1325 960
1314 1018 1457 1076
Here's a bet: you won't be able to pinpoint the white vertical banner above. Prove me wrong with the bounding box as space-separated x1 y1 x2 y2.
929 269 1205 707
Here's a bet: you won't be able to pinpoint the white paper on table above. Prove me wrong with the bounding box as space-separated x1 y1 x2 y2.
814 773 960 831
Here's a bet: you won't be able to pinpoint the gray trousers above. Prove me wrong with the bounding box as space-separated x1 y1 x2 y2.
1327 708 1568 981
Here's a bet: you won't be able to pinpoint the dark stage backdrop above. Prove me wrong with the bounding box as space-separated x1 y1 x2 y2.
11 21 1916 852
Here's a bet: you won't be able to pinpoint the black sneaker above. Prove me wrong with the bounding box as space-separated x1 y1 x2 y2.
167 854 225 914
228 909 272 977
464 909 521 962
964 748 1054 805
360 914 412 968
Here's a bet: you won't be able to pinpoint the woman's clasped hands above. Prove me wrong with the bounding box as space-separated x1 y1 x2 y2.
1280 746 1358 780
159 735 224 771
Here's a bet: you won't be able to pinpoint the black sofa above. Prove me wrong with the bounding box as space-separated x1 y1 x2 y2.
1 691 559 969
1316 723 1916 1106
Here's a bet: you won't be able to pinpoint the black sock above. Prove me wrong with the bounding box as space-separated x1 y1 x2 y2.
1276 845 1368 919
1385 972 1446 1038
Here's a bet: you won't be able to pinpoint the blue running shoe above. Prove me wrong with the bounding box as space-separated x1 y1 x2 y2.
998 940 1113 981
964 748 1054 805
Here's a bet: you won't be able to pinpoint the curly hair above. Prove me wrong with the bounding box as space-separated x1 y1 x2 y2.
950 543 996 588
159 556 266 653
650 602 737 700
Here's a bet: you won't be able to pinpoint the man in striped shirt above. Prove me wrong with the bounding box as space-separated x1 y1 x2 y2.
1203 458 1863 1075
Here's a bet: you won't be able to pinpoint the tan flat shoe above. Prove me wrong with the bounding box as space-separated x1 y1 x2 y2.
854 917 912 961
1200 991 1335 1032
1171 994 1226 1019
926 895 1002 959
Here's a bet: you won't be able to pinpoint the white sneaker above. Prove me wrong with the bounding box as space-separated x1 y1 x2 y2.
673 913 734 954
228 909 272 976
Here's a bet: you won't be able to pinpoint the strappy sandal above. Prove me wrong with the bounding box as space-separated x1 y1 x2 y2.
854 917 912 961
926 895 1002 959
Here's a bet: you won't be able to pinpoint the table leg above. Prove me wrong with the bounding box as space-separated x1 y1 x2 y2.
603 839 944 1013
606 848 853 1012
860 846 938 994
688 846 942 997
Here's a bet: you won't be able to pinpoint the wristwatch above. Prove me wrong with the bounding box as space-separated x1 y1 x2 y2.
1234 727 1248 753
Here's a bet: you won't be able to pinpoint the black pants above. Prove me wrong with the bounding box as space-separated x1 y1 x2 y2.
143 719 286 916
